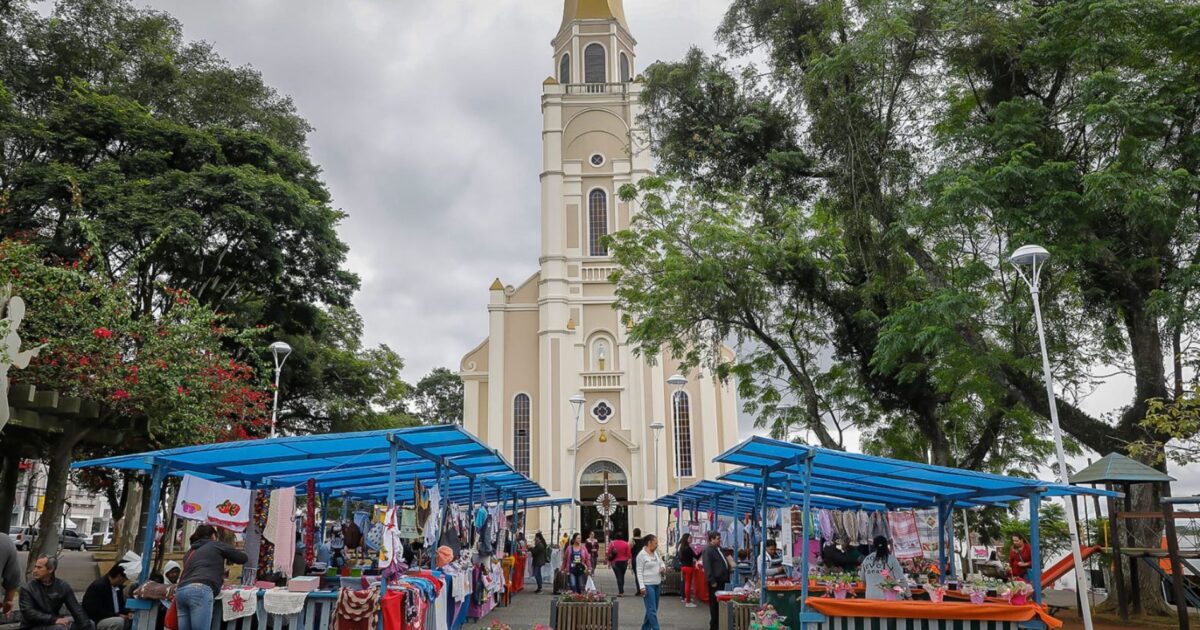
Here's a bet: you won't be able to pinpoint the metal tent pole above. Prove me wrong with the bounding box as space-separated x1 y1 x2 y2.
139 461 167 585
1030 493 1043 606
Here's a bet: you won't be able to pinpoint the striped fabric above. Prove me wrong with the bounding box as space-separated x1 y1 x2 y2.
823 617 1019 630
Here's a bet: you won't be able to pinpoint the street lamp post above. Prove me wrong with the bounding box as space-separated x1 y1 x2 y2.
268 341 293 439
569 393 587 536
1009 244 1094 630
649 420 665 537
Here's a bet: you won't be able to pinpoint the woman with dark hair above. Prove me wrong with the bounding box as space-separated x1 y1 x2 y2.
531 532 550 594
675 533 697 607
560 534 591 594
175 525 248 630
859 536 908 600
1008 533 1032 580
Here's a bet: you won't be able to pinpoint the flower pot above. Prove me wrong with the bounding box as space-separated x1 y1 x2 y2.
883 591 899 602
969 592 986 605
929 591 944 604
1010 594 1028 606
834 590 848 600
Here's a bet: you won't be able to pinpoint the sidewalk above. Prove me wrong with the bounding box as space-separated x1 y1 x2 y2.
463 566 712 629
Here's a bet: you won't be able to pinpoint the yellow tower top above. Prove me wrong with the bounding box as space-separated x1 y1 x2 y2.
561 0 629 31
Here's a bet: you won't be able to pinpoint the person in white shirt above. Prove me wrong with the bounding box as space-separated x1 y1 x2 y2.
635 535 664 630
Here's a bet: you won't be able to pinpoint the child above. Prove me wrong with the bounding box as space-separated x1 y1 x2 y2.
735 548 753 585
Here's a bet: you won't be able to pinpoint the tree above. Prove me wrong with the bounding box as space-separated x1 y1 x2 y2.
406 367 463 425
1130 385 1200 466
615 0 1200 613
2 240 270 559
0 0 405 434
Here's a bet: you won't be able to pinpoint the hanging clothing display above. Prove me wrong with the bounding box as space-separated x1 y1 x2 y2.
332 587 381 630
399 507 419 539
219 587 258 621
304 479 316 566
267 487 297 578
858 511 871 545
173 475 252 532
414 480 431 530
425 485 441 548
254 490 275 576
887 511 922 559
263 588 308 616
869 510 889 540
833 510 850 542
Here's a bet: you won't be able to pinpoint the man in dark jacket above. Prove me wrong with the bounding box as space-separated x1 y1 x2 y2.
628 529 644 591
700 532 730 630
19 556 93 630
82 565 130 630
1 533 21 617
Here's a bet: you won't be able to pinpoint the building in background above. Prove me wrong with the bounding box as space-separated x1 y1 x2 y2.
460 0 741 539
9 461 113 546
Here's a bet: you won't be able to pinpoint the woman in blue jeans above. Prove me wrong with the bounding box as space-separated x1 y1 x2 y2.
560 533 592 594
636 535 663 630
175 525 248 630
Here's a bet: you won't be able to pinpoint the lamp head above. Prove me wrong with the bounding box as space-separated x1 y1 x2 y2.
269 341 293 364
649 420 665 433
666 374 688 388
568 393 587 414
1008 244 1050 267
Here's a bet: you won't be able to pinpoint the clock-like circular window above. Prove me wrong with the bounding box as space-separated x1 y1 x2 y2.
591 400 614 424
589 153 606 167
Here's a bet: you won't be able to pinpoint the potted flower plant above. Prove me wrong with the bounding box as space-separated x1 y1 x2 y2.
750 604 784 630
828 573 855 600
1005 581 1034 606
877 569 905 601
926 583 947 604
551 591 617 629
960 578 991 605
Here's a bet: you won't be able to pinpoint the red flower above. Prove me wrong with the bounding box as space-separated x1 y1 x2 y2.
79 356 90 366
92 327 113 339
111 389 131 401
177 385 188 396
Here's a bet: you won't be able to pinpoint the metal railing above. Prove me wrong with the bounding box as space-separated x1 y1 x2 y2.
563 82 629 96
582 372 623 391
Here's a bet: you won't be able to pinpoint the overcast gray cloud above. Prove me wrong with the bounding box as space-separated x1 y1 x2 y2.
134 0 729 383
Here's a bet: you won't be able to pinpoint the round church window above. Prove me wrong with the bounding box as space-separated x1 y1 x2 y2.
589 153 605 167
591 400 614 423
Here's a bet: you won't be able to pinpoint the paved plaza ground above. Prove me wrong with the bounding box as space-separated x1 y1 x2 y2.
462 567 711 629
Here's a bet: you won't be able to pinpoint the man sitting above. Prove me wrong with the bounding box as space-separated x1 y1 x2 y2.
19 556 93 630
760 540 788 578
82 565 131 630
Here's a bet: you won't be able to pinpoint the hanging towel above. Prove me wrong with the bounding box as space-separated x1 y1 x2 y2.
220 587 259 621
399 507 419 539
263 588 308 616
332 587 380 630
380 590 404 630
174 475 253 532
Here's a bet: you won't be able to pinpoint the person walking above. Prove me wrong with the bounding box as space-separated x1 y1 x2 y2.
676 533 698 607
175 525 248 630
584 531 600 566
635 535 663 630
629 528 644 592
700 532 730 630
0 533 21 617
860 536 910 600
531 532 550 594
560 534 592 594
606 532 632 596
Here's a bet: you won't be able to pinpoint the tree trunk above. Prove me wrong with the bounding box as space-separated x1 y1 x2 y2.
0 454 19 532
30 433 78 563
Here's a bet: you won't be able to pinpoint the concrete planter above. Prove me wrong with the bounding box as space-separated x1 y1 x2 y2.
550 597 618 630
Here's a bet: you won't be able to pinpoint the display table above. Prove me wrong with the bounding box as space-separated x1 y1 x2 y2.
804 598 1062 630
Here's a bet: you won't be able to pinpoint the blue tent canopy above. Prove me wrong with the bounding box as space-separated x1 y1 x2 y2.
716 435 1115 510
72 424 548 504
652 480 886 516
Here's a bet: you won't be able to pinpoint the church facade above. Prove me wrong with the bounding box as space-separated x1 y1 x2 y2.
459 0 741 539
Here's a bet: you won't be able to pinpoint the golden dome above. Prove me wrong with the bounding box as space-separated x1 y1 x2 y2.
561 0 629 31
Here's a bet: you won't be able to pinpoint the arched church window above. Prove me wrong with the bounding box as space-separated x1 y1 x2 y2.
559 53 571 84
588 189 608 256
620 53 631 82
584 43 606 83
672 391 694 477
514 393 531 476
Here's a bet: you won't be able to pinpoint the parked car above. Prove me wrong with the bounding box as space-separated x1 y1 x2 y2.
59 529 88 551
7 526 37 551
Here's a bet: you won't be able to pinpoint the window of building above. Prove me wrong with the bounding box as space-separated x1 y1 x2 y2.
588 189 608 256
559 53 571 84
514 393 531 476
673 391 694 477
584 43 606 83
620 53 631 82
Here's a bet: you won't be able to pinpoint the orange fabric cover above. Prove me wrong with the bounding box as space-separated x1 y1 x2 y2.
804 598 1063 629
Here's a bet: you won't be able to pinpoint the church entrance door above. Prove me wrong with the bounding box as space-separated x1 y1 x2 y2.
579 460 628 544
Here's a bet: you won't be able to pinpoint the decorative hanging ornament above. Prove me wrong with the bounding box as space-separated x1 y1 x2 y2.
595 491 618 517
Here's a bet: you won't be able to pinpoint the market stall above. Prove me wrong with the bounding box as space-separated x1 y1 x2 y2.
704 436 1114 630
73 424 549 630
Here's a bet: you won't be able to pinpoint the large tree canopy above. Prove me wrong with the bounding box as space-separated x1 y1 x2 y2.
613 0 1199 613
0 0 406 433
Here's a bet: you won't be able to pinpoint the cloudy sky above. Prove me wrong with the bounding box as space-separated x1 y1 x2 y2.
128 0 1197 494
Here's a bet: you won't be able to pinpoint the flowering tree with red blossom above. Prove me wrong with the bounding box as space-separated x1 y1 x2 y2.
2 240 271 559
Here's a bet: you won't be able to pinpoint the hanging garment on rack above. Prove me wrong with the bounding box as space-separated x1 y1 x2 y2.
253 490 274 576
833 510 850 542
380 590 404 630
438 519 461 557
333 587 381 630
841 510 859 546
858 511 871 545
263 588 308 616
415 479 431 529
424 485 441 549
869 510 889 540
399 507 419 539
477 514 494 556
219 587 258 621
267 487 297 578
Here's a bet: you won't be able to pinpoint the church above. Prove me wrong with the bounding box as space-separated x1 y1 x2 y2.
459 0 741 539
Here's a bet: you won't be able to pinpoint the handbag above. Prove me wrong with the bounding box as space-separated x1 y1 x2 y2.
164 600 179 630
585 576 597 593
